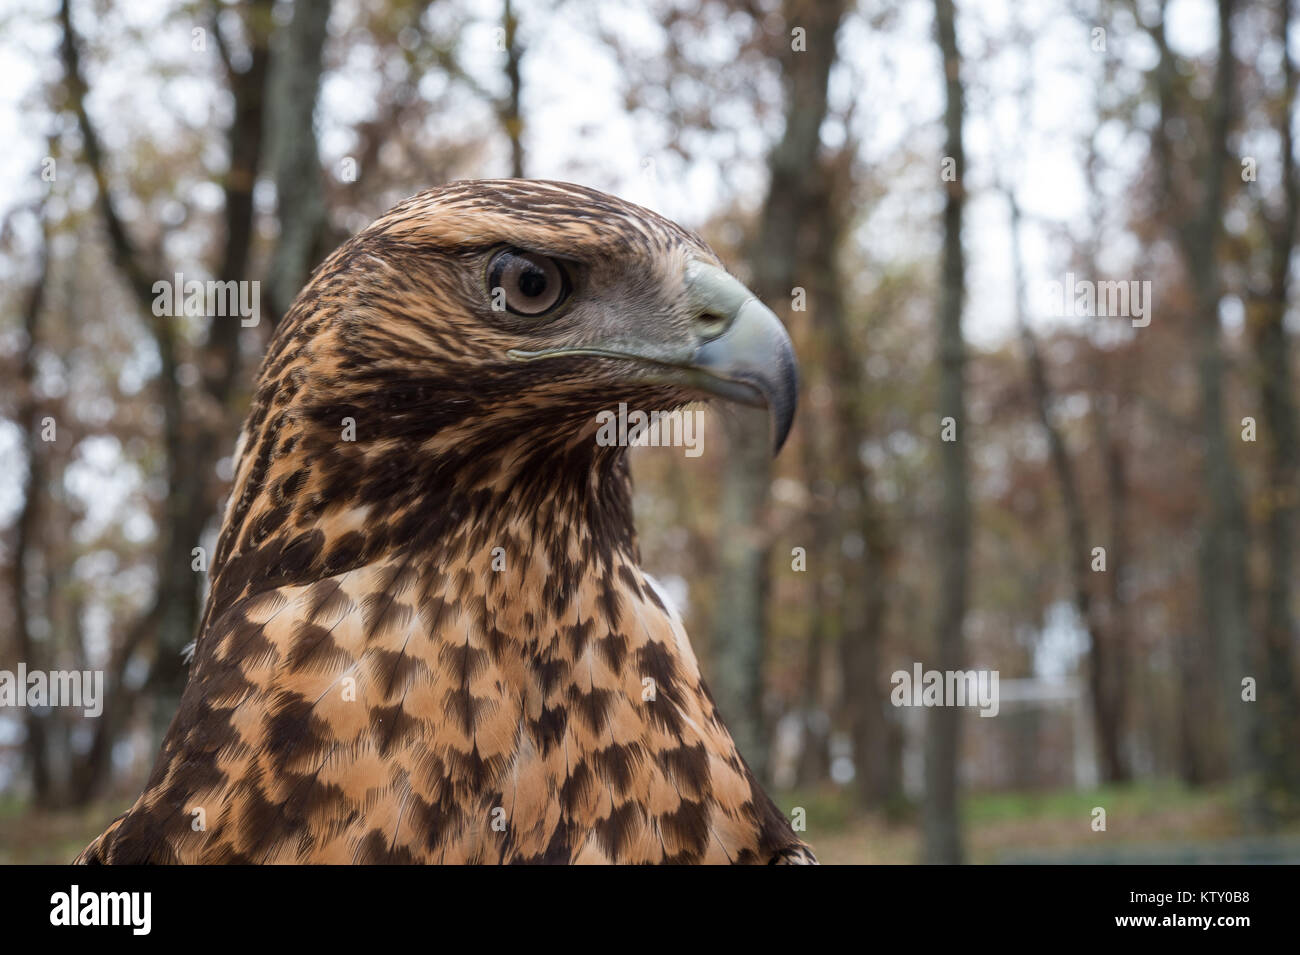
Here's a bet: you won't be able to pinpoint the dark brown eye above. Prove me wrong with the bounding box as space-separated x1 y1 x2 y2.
488 249 568 317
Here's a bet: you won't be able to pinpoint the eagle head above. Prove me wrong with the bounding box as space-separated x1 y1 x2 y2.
284 179 796 457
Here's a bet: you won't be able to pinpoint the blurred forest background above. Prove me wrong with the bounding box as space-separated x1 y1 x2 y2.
1 0 1299 864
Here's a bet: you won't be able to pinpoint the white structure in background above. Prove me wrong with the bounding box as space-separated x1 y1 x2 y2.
1001 677 1098 789
899 675 1099 798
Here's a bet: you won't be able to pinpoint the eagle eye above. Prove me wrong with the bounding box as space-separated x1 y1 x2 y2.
488 249 569 317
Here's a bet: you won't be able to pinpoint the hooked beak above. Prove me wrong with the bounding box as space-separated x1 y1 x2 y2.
507 261 799 455
679 261 798 454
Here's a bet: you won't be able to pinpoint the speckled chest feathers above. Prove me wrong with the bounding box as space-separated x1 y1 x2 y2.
79 179 813 865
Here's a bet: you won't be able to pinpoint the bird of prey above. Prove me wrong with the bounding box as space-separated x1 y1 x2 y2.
78 179 813 864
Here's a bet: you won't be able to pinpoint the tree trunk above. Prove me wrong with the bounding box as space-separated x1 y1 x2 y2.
1186 0 1260 823
265 0 333 326
924 0 970 864
12 207 53 804
1146 0 1257 796
1248 0 1300 822
501 0 525 179
793 406 834 788
794 596 832 787
1093 381 1134 784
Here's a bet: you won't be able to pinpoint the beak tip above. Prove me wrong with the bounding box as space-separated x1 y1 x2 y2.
772 419 793 456
770 367 797 457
